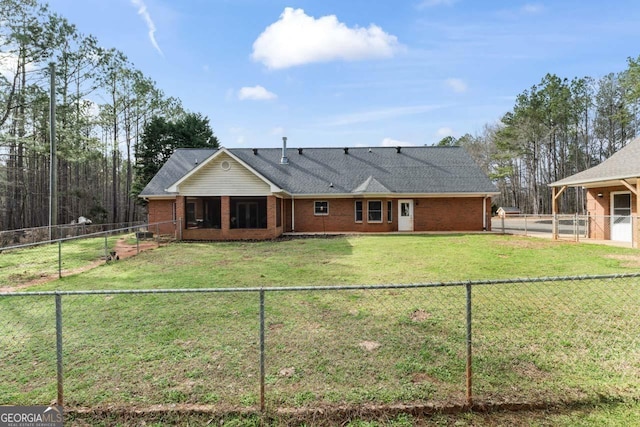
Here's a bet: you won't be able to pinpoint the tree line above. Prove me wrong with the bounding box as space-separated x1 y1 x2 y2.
441 57 640 215
3 0 640 232
0 0 218 231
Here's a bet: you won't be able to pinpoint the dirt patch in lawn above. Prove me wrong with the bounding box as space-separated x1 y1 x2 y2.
604 254 640 268
494 237 558 249
1 238 159 293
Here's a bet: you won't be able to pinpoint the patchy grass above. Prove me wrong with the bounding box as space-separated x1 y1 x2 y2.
1 234 639 425
17 234 640 291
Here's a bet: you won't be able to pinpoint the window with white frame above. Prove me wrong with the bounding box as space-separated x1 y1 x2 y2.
314 200 329 215
355 200 363 222
368 200 382 222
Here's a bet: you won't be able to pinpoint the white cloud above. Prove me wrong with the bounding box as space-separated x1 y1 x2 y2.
436 127 454 138
445 78 468 93
238 85 277 101
417 0 457 8
522 3 544 14
252 7 403 69
130 0 163 56
325 104 441 126
381 137 416 147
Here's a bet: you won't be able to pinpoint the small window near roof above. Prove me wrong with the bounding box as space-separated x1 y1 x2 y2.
368 200 382 222
355 200 363 222
314 201 329 216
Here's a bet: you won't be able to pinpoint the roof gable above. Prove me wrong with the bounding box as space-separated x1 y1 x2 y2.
165 148 282 194
352 176 391 194
551 137 640 187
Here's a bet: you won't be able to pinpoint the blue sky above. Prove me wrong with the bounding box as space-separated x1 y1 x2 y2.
47 0 640 148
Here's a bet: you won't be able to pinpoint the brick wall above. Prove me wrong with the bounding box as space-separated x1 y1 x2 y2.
292 199 394 233
292 197 488 233
179 195 283 241
586 187 638 242
149 196 490 239
147 199 176 235
414 197 486 231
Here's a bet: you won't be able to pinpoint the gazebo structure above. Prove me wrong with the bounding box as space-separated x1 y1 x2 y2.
549 137 640 247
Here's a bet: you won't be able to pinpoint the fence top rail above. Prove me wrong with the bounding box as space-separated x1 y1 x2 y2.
0 221 176 251
1 272 638 297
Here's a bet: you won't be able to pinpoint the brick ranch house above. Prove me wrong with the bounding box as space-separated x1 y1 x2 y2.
139 141 498 240
550 136 640 247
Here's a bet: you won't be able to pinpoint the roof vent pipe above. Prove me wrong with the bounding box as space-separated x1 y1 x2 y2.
252 148 258 155
396 146 401 154
298 148 303 155
281 137 289 164
344 147 349 154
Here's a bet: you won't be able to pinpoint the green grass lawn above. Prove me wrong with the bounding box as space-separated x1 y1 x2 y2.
1 234 639 425
0 235 122 287
22 233 640 291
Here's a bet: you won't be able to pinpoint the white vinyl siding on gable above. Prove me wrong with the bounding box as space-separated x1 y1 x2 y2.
178 153 271 196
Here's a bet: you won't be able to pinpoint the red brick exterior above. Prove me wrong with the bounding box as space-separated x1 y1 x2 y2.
414 197 489 231
586 187 638 244
291 197 490 233
147 199 177 236
179 195 283 241
147 195 491 240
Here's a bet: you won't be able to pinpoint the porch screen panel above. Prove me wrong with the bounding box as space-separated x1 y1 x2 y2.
230 197 268 229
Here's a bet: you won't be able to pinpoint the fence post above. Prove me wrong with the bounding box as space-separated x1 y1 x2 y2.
465 282 473 407
136 229 140 255
58 240 62 279
55 293 63 406
501 215 505 234
524 214 528 236
259 289 266 412
156 223 160 243
104 233 109 260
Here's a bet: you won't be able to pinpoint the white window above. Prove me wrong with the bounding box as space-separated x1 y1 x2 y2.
368 200 382 223
314 201 329 215
355 200 363 222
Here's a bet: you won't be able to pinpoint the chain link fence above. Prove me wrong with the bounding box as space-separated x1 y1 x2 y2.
492 214 638 247
0 221 179 289
1 274 639 411
0 222 148 247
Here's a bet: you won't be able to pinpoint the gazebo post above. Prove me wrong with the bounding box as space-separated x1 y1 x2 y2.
552 187 558 240
551 186 568 240
636 179 640 248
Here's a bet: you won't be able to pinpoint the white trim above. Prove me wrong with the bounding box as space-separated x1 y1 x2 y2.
290 192 499 199
367 200 383 223
354 200 363 223
483 196 489 230
398 199 414 231
314 200 329 216
610 191 633 242
141 195 177 201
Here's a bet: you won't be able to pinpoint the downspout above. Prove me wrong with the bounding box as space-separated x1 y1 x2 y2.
291 195 295 232
482 195 489 231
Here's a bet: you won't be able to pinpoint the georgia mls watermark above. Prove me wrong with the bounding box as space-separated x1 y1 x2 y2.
0 406 63 427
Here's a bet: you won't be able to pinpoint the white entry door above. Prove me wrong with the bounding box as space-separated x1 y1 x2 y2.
611 192 632 242
398 200 414 231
